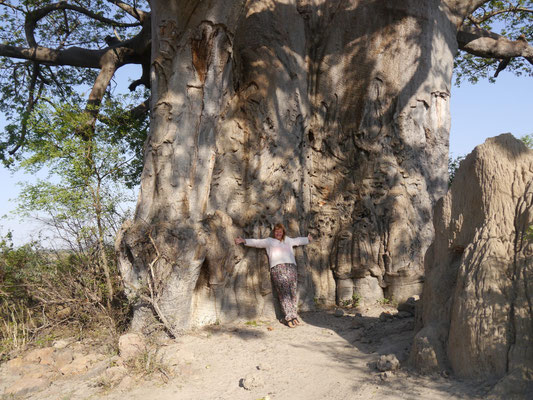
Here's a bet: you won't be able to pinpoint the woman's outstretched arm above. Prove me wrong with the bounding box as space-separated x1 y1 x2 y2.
234 237 270 248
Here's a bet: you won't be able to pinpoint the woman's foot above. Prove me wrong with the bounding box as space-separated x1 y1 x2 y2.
293 318 301 326
287 319 296 328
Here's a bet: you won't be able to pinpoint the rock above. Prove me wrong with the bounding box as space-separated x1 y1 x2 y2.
5 357 25 372
410 134 533 391
118 333 146 360
397 295 419 315
410 327 441 374
24 347 55 364
240 373 264 390
379 312 393 322
5 377 51 397
54 348 74 370
23 364 56 380
334 309 345 317
52 339 72 349
488 368 533 400
376 354 400 372
396 311 412 319
379 371 394 381
106 365 128 384
59 354 101 376
353 276 384 305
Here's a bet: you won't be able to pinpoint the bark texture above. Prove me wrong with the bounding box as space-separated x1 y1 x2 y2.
117 0 457 331
410 134 533 396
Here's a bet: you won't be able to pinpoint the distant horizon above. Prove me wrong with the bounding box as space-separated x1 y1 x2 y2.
1 69 532 246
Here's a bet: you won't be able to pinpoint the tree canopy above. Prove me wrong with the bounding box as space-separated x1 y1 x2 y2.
0 0 531 177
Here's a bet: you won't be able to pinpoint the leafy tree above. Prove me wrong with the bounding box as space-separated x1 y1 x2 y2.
15 97 144 304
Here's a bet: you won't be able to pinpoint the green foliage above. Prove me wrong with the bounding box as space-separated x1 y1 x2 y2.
454 0 533 85
340 292 361 308
448 154 465 187
520 134 533 149
526 225 533 241
378 297 398 307
15 98 141 246
0 0 149 170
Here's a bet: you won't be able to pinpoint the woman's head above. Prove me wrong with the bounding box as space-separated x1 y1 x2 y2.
273 223 286 241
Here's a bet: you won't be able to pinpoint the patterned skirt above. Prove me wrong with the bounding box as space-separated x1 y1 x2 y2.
270 263 298 321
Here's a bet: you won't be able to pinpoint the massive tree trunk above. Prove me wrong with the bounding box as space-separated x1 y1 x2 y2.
117 0 458 332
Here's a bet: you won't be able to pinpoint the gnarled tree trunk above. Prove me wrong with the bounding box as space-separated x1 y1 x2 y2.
117 0 457 332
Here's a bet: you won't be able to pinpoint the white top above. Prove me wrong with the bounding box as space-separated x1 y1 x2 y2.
244 236 309 268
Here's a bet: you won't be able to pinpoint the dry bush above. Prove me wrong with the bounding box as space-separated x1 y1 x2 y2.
0 235 130 360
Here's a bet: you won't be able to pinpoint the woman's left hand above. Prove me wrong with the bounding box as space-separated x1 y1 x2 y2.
307 234 313 242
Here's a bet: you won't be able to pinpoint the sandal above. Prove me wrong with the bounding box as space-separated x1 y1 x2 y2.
287 319 296 328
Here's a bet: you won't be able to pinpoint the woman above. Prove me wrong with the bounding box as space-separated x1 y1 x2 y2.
235 223 312 328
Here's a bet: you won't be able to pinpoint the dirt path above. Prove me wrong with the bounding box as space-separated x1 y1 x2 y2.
3 307 490 400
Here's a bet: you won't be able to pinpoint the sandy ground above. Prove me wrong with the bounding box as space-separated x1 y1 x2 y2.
12 305 492 400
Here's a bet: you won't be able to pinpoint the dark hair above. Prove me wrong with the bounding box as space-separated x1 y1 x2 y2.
273 223 286 241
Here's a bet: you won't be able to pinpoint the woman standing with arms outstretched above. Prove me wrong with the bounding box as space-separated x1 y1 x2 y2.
235 223 312 328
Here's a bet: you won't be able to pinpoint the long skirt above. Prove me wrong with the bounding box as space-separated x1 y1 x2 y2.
270 263 298 321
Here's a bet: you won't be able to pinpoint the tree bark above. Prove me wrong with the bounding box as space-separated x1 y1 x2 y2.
117 0 458 332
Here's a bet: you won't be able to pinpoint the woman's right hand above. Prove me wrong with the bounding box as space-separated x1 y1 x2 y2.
235 237 245 245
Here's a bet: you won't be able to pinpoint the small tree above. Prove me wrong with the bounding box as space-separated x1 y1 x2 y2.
520 134 533 149
448 154 466 186
16 97 146 306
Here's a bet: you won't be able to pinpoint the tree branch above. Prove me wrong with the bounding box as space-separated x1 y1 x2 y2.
0 44 106 68
8 63 40 155
469 7 533 25
107 0 150 22
0 0 24 13
24 1 141 47
457 25 533 65
446 0 492 22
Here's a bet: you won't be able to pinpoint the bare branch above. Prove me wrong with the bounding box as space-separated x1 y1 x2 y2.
470 7 533 25
458 25 533 65
0 44 105 68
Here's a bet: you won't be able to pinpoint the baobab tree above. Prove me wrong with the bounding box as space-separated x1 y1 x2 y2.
1 0 532 333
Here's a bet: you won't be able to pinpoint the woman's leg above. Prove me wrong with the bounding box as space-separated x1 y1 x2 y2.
270 263 298 321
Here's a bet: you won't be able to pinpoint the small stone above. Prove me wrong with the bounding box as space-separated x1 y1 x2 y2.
379 371 391 381
240 373 264 390
334 309 345 317
376 354 400 372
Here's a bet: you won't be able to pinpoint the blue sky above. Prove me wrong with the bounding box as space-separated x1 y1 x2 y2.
1 69 532 245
